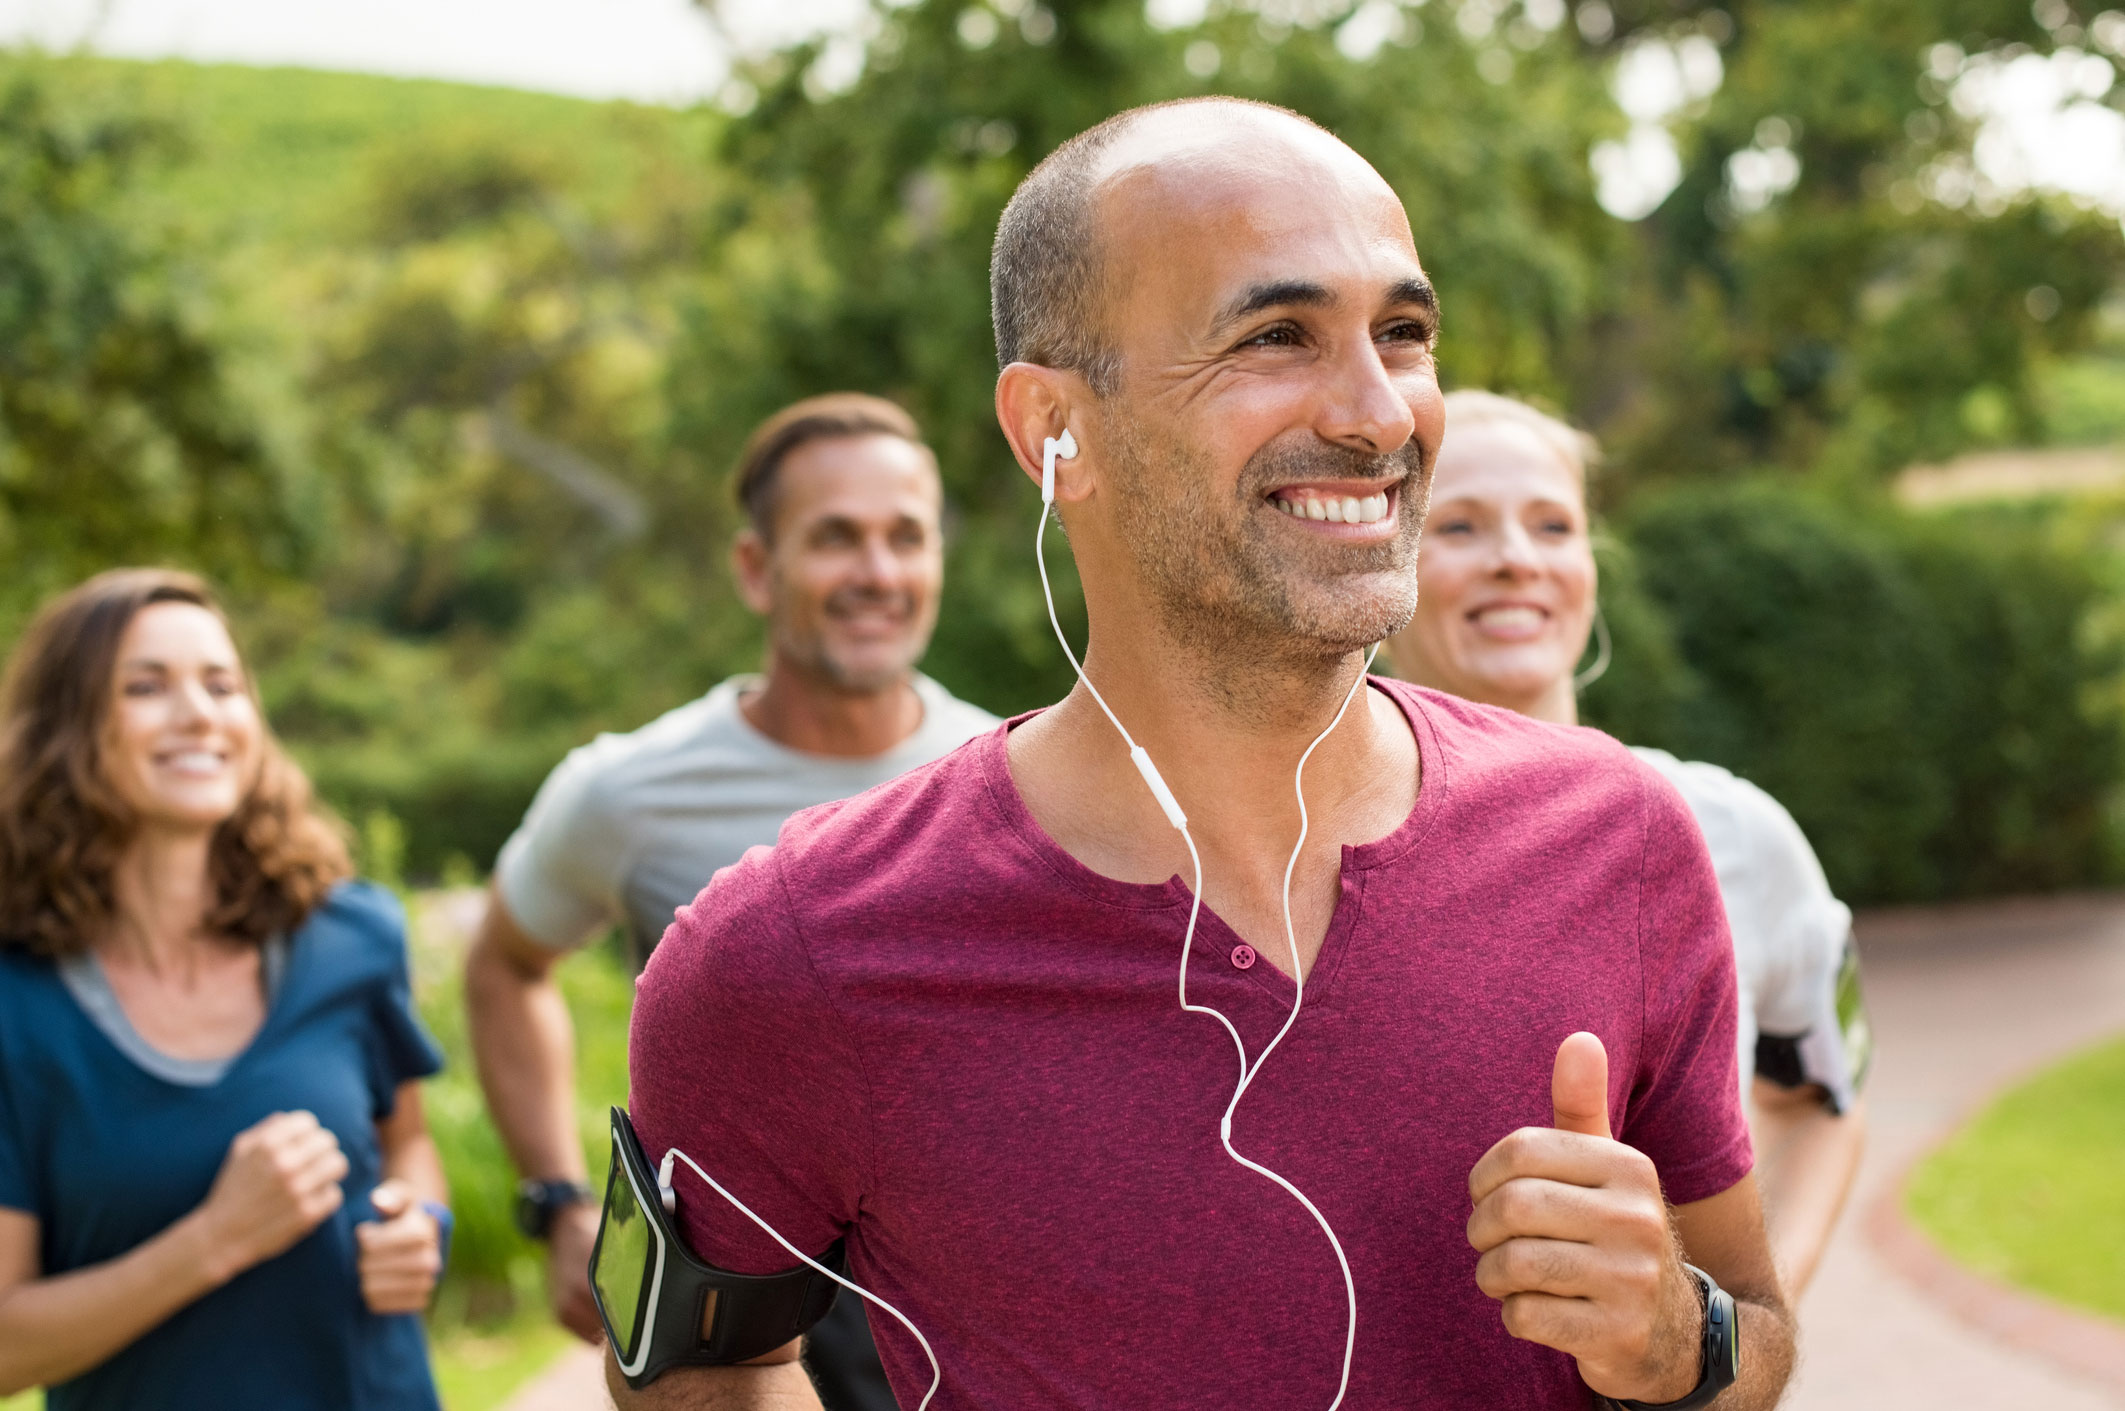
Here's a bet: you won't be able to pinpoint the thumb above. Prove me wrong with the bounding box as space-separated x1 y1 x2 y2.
1551 1031 1611 1138
370 1179 413 1220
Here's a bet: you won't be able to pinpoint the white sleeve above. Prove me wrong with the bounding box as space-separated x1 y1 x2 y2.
492 739 632 951
1735 784 1867 1112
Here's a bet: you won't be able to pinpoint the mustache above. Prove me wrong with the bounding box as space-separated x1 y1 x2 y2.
824 585 917 617
1240 435 1424 495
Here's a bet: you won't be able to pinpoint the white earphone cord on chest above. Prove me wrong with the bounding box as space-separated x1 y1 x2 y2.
1038 430 1367 1409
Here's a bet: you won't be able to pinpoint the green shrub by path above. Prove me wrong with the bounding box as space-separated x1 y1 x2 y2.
1906 1033 2125 1325
1598 483 2124 905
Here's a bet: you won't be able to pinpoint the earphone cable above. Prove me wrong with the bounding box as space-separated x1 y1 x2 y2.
1036 484 1370 1409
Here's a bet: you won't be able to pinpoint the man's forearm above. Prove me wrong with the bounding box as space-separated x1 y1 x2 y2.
605 1347 824 1410
1724 1293 1796 1410
465 915 586 1183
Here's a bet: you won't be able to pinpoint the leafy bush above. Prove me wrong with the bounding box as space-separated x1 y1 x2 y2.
401 895 634 1324
1598 483 2122 903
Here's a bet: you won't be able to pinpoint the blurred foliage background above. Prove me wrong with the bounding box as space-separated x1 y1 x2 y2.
6 0 2125 1371
6 0 2125 905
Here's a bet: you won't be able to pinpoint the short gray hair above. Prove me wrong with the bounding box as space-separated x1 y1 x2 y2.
990 97 1317 396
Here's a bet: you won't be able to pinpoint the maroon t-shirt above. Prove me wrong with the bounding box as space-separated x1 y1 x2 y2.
632 679 1750 1410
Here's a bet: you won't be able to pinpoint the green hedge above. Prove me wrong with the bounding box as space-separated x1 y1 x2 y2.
1581 484 2123 905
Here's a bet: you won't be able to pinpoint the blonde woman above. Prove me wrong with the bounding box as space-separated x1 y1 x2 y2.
1391 392 1869 1293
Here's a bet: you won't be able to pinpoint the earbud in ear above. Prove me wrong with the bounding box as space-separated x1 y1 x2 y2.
1040 429 1079 505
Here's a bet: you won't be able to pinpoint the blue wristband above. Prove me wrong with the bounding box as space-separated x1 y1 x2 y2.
421 1200 454 1273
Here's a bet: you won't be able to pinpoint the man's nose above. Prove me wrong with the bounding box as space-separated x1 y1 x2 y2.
1317 335 1418 457
851 535 903 587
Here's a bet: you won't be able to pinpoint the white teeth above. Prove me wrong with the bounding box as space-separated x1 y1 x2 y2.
166 751 224 774
1475 606 1544 631
1275 491 1392 524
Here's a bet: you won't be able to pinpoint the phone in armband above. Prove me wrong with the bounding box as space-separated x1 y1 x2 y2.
590 1107 846 1389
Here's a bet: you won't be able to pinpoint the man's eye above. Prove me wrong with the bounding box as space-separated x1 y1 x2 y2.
1378 320 1433 344
1242 324 1302 349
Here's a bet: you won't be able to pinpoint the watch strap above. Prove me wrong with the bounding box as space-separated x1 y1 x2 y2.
516 1177 595 1240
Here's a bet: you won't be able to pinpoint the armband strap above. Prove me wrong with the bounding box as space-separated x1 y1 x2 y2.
594 1107 846 1389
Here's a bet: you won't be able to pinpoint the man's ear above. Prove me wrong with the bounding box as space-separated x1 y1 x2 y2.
995 362 1095 504
731 529 774 616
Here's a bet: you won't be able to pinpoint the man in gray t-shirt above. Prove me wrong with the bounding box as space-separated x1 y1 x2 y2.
465 394 996 1410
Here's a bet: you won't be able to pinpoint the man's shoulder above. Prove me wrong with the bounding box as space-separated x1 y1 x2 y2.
691 733 1003 941
1626 747 1819 870
779 731 997 877
1388 679 1647 798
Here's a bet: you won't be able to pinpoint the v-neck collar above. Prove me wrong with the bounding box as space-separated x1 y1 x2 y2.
59 934 292 1089
977 676 1451 1010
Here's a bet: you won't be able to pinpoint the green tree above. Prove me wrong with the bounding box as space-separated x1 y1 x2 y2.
0 56 317 626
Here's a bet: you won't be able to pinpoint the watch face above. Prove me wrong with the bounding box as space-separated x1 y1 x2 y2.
516 1186 551 1240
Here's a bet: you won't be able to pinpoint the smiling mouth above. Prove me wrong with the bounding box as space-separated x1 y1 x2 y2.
155 749 229 777
1267 485 1396 525
1468 605 1549 637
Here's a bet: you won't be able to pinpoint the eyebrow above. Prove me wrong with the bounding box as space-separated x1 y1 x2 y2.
1211 275 1440 336
1213 279 1335 333
1387 277 1440 319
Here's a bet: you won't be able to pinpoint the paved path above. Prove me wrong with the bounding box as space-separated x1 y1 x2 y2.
1787 893 2125 1411
500 894 2125 1411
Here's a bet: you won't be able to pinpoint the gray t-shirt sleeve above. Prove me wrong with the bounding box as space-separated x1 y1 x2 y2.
495 737 634 951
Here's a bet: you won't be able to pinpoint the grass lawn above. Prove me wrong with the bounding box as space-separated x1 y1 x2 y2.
1906 1031 2125 1323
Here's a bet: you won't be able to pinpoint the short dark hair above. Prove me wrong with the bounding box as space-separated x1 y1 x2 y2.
732 393 926 537
990 97 1316 395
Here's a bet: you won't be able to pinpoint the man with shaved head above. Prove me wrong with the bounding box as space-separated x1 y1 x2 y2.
618 100 1795 1411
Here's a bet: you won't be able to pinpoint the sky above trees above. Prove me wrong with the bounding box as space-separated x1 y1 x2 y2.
3 0 2121 227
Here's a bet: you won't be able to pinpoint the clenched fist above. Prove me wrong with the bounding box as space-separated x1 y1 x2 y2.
1467 1032 1704 1405
358 1179 445 1315
195 1110 349 1282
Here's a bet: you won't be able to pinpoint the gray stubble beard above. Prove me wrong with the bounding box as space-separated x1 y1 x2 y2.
1105 418 1431 679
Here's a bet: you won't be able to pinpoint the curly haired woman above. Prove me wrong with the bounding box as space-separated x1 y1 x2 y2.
0 569 449 1409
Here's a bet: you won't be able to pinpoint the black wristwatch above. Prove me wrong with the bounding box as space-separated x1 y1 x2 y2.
515 1177 596 1241
1604 1264 1740 1410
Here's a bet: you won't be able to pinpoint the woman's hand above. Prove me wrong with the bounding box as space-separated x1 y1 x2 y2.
195 1111 349 1281
357 1179 444 1314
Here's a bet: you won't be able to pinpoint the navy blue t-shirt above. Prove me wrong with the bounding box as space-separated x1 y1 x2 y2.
0 882 446 1410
